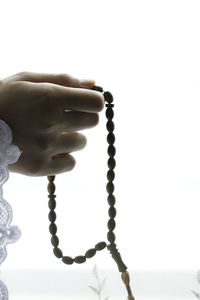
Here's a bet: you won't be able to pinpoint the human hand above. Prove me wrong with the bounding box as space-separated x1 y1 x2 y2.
0 72 104 177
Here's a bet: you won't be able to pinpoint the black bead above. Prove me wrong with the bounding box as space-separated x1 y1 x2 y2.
51 235 59 247
107 219 116 231
106 120 114 132
95 241 107 251
107 132 115 144
104 91 113 103
48 198 56 210
53 247 63 258
62 256 74 265
106 107 114 119
47 175 55 182
74 256 86 264
92 85 104 92
107 231 116 243
85 248 96 258
109 206 117 218
107 194 116 206
107 145 116 157
49 223 57 235
48 182 56 194
106 182 114 194
107 169 115 181
48 211 56 223
108 157 116 169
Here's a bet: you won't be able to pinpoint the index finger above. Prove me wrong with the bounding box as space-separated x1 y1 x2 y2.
49 84 105 113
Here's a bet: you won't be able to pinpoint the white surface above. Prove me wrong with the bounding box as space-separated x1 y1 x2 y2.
0 268 198 299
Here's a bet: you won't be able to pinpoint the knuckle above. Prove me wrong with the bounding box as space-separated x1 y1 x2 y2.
57 73 70 84
17 71 29 79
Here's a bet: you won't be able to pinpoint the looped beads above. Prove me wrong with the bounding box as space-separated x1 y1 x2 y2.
47 86 135 300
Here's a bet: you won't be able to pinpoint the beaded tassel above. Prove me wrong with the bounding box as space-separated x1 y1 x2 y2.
47 85 135 300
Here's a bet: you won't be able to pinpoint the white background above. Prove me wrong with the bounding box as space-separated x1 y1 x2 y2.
0 0 200 281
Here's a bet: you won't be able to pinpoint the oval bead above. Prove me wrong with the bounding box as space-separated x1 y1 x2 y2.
107 145 116 157
49 223 57 235
107 231 116 243
51 235 59 247
107 132 115 144
107 219 116 231
53 247 63 258
95 241 107 251
106 120 114 132
107 169 115 181
104 91 113 103
85 248 96 258
106 107 114 119
108 157 116 169
48 198 56 210
74 256 86 264
48 182 56 194
107 194 116 206
92 85 103 92
106 182 114 194
62 256 74 265
48 211 56 223
109 206 117 218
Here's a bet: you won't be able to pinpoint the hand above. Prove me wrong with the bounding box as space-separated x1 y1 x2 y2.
0 72 104 177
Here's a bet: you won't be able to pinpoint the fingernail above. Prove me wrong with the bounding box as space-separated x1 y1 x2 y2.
80 79 95 87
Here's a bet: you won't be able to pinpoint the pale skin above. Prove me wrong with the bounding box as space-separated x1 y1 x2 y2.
0 72 104 177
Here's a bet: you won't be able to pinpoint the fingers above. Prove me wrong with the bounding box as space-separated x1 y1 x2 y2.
48 83 105 113
44 153 76 176
50 131 87 158
50 111 99 132
6 71 96 89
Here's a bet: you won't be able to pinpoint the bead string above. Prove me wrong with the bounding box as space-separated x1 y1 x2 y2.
47 85 135 300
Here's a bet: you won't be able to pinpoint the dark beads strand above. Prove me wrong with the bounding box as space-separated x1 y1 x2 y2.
47 85 135 300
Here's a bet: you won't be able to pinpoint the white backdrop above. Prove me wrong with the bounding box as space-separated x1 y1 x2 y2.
0 0 200 275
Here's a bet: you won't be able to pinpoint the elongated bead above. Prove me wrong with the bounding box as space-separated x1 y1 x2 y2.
74 256 86 264
49 223 57 235
107 219 116 231
107 169 115 181
109 206 117 218
48 182 56 194
106 182 114 194
107 132 115 144
85 248 96 258
106 108 114 119
107 194 116 206
107 231 116 243
106 120 114 131
95 241 107 251
48 198 56 210
62 256 74 265
92 85 103 92
51 235 59 247
104 91 113 103
107 145 116 157
108 157 116 169
48 211 56 223
53 247 63 258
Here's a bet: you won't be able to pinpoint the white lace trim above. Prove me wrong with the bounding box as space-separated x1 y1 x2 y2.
0 119 22 265
0 119 23 299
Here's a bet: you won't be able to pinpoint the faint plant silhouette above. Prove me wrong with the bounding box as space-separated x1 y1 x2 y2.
88 264 110 300
191 269 200 298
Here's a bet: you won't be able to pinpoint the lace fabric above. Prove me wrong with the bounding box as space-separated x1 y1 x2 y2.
0 119 22 264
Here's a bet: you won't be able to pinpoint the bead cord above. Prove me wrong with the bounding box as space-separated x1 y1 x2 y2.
47 86 135 300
